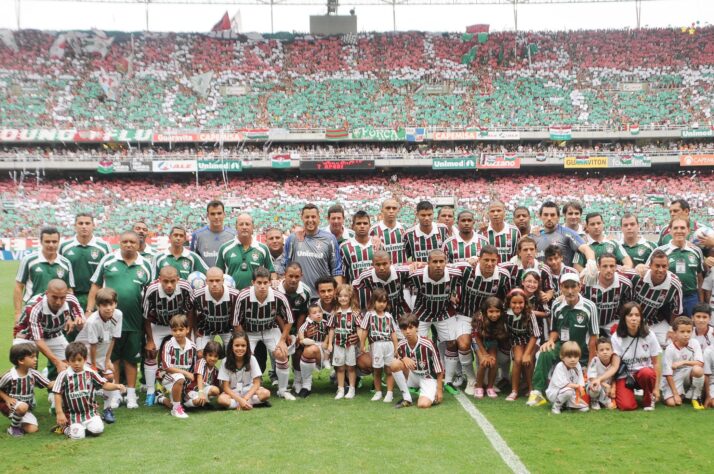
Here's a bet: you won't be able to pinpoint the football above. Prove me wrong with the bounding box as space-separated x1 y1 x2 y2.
187 271 207 291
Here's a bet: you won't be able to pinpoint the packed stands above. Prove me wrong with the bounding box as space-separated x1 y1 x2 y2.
1 28 713 129
1 172 712 239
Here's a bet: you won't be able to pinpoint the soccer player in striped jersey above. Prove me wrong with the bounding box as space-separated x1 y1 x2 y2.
153 226 208 280
501 237 549 289
624 249 683 348
217 214 276 291
143 266 194 406
233 267 295 401
541 245 578 300
437 206 459 237
276 262 312 388
404 201 450 263
298 303 331 397
192 267 240 352
572 213 633 271
53 342 126 439
14 279 83 380
14 227 75 320
59 213 111 311
0 344 52 436
651 217 705 316
442 210 489 264
528 273 599 407
341 211 374 308
370 198 407 265
359 289 403 403
156 315 196 418
391 314 443 408
619 213 657 266
581 253 633 332
409 250 462 384
481 200 521 263
352 250 411 318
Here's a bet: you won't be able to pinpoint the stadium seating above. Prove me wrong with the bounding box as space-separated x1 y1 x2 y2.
0 172 711 239
1 28 713 129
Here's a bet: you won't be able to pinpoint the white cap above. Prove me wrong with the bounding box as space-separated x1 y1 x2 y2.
560 273 580 284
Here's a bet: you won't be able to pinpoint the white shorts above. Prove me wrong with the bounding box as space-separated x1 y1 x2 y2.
151 324 172 352
195 333 231 351
418 318 456 342
161 373 187 392
407 373 437 402
332 345 357 367
370 340 395 369
188 385 217 400
661 368 693 400
12 338 36 347
42 335 69 362
67 415 103 440
248 328 282 353
649 320 671 348
453 315 472 338
5 410 38 427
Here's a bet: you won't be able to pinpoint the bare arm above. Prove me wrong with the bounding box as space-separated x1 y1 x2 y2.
13 282 25 320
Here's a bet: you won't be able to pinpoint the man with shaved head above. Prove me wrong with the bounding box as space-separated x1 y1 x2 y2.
191 267 240 353
480 199 521 263
370 198 407 265
13 279 84 379
86 230 153 409
142 265 194 405
216 213 275 290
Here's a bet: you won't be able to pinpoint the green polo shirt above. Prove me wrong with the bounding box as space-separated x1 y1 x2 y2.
620 238 657 266
16 251 75 304
91 253 153 331
59 236 112 296
657 243 704 295
573 238 629 267
153 248 209 279
550 296 599 364
216 238 275 290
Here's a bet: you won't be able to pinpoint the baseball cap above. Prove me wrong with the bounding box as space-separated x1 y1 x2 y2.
560 273 580 284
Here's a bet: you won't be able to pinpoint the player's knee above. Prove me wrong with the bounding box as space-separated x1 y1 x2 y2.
217 394 231 407
417 397 433 409
23 424 38 433
446 341 457 351
692 366 704 377
664 397 675 407
389 359 403 372
258 388 271 401
457 339 471 352
14 401 29 415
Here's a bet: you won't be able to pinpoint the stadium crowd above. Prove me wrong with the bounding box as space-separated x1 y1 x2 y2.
1 28 713 129
5 192 714 439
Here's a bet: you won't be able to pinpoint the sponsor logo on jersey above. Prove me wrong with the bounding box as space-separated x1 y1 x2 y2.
35 267 44 272
109 266 118 272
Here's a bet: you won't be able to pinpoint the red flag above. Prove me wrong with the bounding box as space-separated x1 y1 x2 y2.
466 24 489 34
212 12 231 31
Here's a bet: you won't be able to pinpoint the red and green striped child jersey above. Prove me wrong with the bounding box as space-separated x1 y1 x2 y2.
404 223 450 263
359 311 396 343
53 368 106 424
370 221 407 265
299 318 330 343
397 336 443 379
327 308 362 347
159 337 197 379
0 368 50 407
442 233 489 263
185 358 219 393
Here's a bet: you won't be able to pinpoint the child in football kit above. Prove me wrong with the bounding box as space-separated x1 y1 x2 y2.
298 303 331 398
74 288 122 423
691 304 713 351
504 289 540 401
359 289 401 403
155 315 197 419
661 316 705 410
184 341 222 409
217 332 271 410
327 284 361 400
587 337 616 410
472 297 509 399
53 342 126 440
0 343 53 437
546 341 589 414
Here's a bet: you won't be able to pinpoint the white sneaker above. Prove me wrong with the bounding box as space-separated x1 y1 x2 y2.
551 404 562 414
383 391 394 403
371 391 383 401
465 381 476 396
171 405 189 419
452 375 465 388
278 391 296 401
126 397 139 409
335 390 345 400
590 400 601 411
292 382 302 394
644 398 655 411
345 388 355 399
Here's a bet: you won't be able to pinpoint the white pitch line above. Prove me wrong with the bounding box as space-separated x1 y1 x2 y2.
454 392 530 474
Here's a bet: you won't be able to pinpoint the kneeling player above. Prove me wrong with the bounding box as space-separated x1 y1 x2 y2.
389 314 443 409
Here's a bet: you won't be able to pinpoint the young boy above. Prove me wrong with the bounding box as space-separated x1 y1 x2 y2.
74 288 122 423
0 343 52 437
184 340 222 409
389 314 441 409
155 314 196 418
297 303 331 397
662 316 705 410
53 342 126 439
546 341 589 414
587 337 615 410
692 303 713 351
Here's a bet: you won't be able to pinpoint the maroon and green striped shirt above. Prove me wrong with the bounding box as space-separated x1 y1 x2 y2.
352 266 411 317
233 287 293 333
409 267 463 322
359 310 397 343
192 286 240 336
53 368 106 424
0 368 50 406
581 273 633 327
299 318 330 343
457 263 511 318
159 337 197 375
370 221 407 265
328 308 361 347
481 223 521 263
143 279 194 327
404 223 450 263
442 233 489 264
397 336 443 379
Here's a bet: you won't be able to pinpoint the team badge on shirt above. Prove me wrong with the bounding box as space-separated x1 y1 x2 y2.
606 244 614 253
688 255 696 263
182 260 191 269
576 314 584 324
56 268 65 278
252 253 259 262
136 268 145 279
638 248 645 256
91 249 99 259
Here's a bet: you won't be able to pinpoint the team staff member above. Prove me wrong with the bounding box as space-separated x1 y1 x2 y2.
216 214 275 290
619 212 657 266
191 200 236 267
86 231 153 410
572 213 633 271
153 226 208 279
133 221 157 258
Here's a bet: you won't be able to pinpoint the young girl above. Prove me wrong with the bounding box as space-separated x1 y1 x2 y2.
185 340 222 409
327 284 361 400
504 289 540 401
520 269 551 344
546 341 589 414
217 332 271 410
472 297 509 399
359 289 400 403
155 314 197 419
